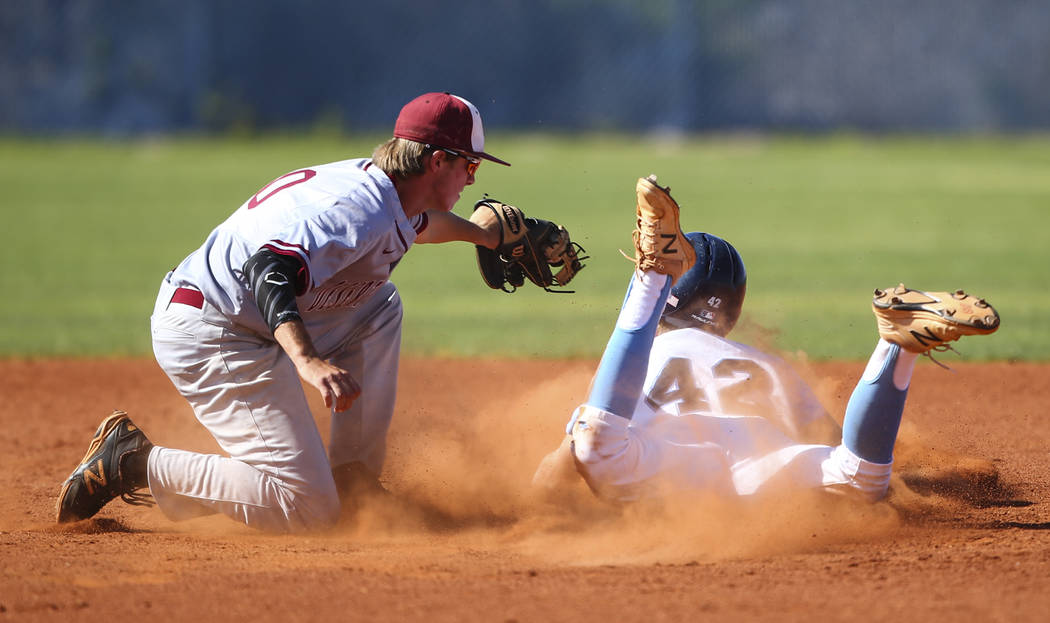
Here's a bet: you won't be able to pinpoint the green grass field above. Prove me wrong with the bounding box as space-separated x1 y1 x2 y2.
2 133 1047 360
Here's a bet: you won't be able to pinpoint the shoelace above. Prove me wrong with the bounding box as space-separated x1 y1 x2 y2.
923 344 960 371
121 489 155 507
619 229 662 267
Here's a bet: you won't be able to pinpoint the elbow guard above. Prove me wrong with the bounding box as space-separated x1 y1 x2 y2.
243 249 308 333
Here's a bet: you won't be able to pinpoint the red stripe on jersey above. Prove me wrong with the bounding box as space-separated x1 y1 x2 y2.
395 225 409 251
365 159 394 182
261 242 311 294
264 240 310 257
413 212 429 235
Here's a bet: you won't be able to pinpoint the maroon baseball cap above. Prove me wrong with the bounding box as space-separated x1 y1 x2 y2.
393 92 511 166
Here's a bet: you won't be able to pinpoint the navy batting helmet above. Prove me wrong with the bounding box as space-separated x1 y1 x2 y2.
661 232 747 336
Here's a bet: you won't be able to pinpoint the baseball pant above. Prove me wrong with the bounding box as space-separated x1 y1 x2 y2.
571 405 892 503
148 276 402 532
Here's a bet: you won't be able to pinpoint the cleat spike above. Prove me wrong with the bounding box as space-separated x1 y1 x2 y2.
871 284 999 355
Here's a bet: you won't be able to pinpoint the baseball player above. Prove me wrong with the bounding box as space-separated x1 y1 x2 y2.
534 175 1001 504
56 92 525 532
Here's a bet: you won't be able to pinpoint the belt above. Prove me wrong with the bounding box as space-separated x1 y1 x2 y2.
170 287 204 309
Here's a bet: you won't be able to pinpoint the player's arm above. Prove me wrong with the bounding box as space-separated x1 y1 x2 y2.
272 320 360 412
415 209 499 248
243 248 359 411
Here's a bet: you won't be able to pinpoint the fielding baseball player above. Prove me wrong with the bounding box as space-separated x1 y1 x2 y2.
534 175 1000 504
55 92 582 532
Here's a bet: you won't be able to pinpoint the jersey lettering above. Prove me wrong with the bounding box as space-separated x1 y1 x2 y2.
247 169 317 209
645 356 775 416
712 358 775 415
645 357 713 412
304 280 384 312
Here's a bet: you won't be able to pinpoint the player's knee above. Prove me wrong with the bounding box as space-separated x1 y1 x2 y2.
275 482 341 532
570 406 631 465
288 493 341 532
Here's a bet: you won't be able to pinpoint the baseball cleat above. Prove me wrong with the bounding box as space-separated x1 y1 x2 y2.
872 284 1000 354
626 174 696 282
56 410 154 523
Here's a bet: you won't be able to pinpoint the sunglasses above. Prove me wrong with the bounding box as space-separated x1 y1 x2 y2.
428 145 481 175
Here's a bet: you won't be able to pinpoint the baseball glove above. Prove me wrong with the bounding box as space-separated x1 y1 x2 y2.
471 198 587 293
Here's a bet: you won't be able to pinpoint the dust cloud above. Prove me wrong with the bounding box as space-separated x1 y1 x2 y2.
340 361 985 566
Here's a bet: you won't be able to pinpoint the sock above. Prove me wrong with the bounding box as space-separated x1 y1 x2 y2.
841 340 918 464
585 271 671 420
121 444 154 491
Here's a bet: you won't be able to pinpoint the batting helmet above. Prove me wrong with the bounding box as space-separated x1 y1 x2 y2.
661 232 747 336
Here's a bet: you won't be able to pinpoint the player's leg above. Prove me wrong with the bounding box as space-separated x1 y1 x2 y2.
565 175 698 498
567 271 734 501
829 285 1000 500
841 339 918 464
148 281 340 532
585 269 672 419
316 282 403 497
581 175 694 421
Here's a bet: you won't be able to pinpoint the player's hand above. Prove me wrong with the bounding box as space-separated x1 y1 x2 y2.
298 357 361 412
273 320 361 412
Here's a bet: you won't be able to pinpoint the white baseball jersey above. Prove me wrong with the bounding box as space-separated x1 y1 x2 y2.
167 158 428 336
570 328 891 502
641 328 829 438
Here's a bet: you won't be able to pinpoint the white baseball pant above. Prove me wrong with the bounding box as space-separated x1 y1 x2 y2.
570 405 892 503
148 275 402 532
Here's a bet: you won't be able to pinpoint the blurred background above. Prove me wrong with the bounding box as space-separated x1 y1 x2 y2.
5 0 1050 136
2 0 1048 360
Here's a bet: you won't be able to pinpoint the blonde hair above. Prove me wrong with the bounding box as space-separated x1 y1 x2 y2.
371 137 429 179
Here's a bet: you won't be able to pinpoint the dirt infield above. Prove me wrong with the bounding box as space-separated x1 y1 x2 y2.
2 357 1048 622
